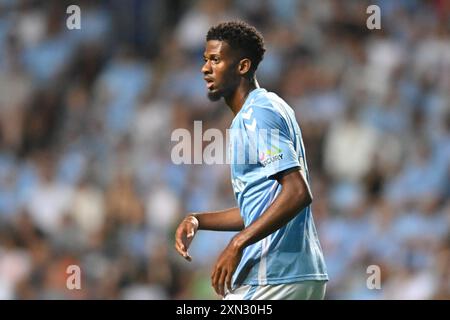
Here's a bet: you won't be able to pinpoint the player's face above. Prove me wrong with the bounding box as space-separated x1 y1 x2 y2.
201 40 240 101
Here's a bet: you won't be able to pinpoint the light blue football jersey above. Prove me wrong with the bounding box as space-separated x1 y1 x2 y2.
228 88 328 287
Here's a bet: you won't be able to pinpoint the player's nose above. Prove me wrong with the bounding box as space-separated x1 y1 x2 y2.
201 60 211 74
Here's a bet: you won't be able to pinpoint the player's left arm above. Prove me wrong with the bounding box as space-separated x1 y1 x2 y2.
211 167 312 296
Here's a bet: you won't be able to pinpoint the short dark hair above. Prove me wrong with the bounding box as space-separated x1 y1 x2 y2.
206 21 266 75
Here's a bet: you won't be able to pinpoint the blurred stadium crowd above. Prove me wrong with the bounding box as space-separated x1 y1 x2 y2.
0 0 449 299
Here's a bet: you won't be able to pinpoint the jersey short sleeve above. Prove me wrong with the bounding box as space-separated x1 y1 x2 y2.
244 105 301 179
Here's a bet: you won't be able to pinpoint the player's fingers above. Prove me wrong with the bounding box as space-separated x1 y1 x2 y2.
175 220 197 261
175 229 186 251
177 248 191 261
175 235 185 252
211 268 216 293
174 241 186 258
225 272 232 295
175 234 191 259
185 251 192 261
218 269 227 297
185 227 195 248
177 224 193 250
211 267 221 296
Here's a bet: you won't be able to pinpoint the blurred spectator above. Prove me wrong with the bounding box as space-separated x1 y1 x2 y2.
26 154 74 235
324 103 379 182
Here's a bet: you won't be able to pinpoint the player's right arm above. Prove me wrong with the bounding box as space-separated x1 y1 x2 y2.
174 207 244 261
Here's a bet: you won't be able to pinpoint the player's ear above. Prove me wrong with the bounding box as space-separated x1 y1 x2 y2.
238 58 252 76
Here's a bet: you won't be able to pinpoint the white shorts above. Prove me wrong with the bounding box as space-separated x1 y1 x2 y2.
223 280 327 300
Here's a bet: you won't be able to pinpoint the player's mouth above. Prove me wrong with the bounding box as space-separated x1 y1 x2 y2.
204 77 215 90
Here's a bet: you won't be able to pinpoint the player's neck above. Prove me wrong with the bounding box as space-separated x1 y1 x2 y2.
225 79 259 115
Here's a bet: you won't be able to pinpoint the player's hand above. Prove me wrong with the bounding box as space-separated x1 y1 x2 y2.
211 239 243 297
174 215 199 261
